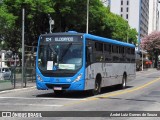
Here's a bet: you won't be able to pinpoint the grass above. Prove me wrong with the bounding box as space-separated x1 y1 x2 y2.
0 80 11 83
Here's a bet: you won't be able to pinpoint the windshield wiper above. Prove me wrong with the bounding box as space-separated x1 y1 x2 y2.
48 44 57 55
59 43 72 62
48 44 59 66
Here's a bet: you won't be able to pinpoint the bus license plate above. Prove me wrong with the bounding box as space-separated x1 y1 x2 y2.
53 87 62 90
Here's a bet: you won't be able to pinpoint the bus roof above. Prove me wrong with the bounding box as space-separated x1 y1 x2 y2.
84 34 135 48
40 32 135 48
40 32 84 37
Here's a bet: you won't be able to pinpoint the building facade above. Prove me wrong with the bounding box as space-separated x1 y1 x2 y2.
148 0 160 34
102 0 150 41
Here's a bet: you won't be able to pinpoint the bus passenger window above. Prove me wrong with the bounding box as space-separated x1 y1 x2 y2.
86 46 93 64
95 42 103 52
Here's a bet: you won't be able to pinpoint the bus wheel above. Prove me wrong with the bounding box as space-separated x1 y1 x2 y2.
121 75 127 89
91 79 101 95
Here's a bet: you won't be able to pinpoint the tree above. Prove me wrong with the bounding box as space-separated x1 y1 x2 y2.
0 0 55 51
141 31 160 67
102 10 137 44
0 3 17 50
127 28 138 44
141 31 160 50
51 0 137 44
0 0 137 52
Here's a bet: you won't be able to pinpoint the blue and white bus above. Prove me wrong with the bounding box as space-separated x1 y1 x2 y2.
36 31 136 95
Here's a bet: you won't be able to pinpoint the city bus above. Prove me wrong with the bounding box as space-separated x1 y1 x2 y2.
36 31 136 95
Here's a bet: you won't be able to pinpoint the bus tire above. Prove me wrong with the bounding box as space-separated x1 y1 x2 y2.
120 74 127 89
90 76 101 95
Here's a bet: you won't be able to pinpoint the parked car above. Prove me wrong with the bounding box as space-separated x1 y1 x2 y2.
0 67 11 80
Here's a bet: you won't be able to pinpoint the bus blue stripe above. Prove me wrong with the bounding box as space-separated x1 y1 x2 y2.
84 34 135 48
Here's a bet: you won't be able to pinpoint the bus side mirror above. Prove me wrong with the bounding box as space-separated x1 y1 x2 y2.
87 46 93 63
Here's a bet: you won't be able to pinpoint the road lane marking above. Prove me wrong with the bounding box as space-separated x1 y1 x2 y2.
0 103 63 107
90 77 160 100
0 96 87 101
64 77 160 106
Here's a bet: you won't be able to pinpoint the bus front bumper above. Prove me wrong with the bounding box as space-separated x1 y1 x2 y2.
36 80 84 91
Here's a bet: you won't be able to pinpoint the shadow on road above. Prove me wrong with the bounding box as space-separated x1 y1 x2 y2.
35 85 133 99
107 97 157 103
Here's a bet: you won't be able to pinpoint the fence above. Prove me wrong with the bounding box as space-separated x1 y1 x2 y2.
0 47 36 91
0 66 36 91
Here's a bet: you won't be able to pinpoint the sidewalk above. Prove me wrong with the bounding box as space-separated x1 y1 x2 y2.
14 81 36 89
136 68 158 74
0 79 36 91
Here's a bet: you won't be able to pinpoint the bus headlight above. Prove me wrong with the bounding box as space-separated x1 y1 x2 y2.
74 73 82 82
37 74 43 82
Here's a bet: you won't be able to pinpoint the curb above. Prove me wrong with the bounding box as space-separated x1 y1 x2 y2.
0 86 36 94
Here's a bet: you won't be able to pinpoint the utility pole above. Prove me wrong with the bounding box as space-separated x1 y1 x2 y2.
86 0 89 34
141 49 143 71
48 14 54 33
22 7 25 88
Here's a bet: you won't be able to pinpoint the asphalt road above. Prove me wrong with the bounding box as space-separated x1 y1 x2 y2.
0 69 160 120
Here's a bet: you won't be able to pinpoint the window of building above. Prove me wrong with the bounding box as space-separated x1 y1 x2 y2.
126 14 128 19
126 7 129 12
121 7 123 12
121 0 123 5
127 0 129 5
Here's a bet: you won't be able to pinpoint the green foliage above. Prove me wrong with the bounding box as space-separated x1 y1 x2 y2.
0 0 137 51
0 0 54 51
0 3 17 50
128 28 138 44
103 12 137 44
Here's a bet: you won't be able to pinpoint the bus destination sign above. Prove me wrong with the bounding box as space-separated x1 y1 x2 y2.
55 37 73 42
41 35 82 43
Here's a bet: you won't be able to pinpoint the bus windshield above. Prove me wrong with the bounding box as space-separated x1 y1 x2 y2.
38 42 83 72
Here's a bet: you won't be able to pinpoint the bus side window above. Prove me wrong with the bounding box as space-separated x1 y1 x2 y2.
122 47 125 54
109 44 112 53
86 46 93 64
86 40 94 65
104 43 111 53
95 42 104 62
95 42 103 52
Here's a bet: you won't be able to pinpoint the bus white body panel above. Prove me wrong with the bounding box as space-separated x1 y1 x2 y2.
85 63 136 90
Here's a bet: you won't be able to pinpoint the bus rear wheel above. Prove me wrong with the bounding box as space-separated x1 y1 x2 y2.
121 75 127 89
